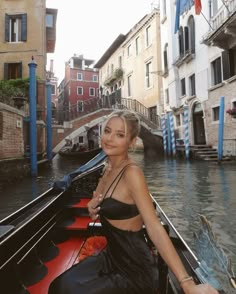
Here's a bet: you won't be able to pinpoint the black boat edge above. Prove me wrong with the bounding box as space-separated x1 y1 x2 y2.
0 153 228 294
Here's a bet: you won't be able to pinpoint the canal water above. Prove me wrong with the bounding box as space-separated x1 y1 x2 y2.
0 152 236 291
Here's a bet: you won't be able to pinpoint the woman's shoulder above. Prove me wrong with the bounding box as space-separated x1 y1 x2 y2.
123 161 144 179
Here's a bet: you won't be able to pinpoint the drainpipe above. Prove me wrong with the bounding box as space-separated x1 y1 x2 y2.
218 96 225 162
46 81 53 161
28 57 38 177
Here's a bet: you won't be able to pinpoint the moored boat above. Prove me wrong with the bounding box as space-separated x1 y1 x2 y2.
0 154 230 294
58 146 102 161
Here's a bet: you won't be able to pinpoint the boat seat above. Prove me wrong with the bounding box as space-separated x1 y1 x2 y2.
0 225 15 241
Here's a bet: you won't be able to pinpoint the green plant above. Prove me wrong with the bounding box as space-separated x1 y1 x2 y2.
0 78 29 105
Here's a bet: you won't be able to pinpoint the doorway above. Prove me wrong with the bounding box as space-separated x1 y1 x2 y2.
193 102 206 145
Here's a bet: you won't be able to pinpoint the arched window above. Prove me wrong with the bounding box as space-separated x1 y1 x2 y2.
178 27 184 56
163 43 168 74
188 16 195 54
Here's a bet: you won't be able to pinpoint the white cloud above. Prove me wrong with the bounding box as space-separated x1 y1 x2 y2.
46 0 155 81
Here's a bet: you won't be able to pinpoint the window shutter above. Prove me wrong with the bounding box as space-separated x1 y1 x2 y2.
222 50 230 80
18 62 23 78
4 63 8 80
5 14 10 42
21 14 27 41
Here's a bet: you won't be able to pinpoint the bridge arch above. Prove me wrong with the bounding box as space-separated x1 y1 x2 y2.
52 109 163 156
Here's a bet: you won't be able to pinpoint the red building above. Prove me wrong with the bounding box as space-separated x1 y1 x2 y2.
60 54 99 122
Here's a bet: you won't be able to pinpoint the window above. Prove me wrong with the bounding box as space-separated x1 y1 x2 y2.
118 56 122 68
5 14 27 42
135 37 140 55
145 62 151 88
146 26 151 47
77 87 83 95
178 27 184 56
127 45 131 57
4 62 22 79
93 75 98 82
176 114 181 127
89 88 95 96
51 84 56 95
163 44 168 74
188 16 195 54
165 88 169 105
162 0 167 17
46 14 53 28
180 78 186 96
77 101 84 112
127 75 132 97
212 57 222 85
189 74 196 96
77 73 83 80
222 49 236 80
212 106 220 121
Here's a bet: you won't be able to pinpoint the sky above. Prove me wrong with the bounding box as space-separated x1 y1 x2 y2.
46 0 157 82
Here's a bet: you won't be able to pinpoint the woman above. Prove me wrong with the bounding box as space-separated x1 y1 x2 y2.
49 110 219 294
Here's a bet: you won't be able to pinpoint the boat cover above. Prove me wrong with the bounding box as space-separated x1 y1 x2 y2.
53 150 107 191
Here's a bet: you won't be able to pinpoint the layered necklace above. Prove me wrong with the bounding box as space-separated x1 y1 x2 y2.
99 158 129 193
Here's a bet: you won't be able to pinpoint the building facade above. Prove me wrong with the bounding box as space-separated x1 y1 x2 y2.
0 0 57 158
58 54 99 123
94 8 162 124
159 0 236 156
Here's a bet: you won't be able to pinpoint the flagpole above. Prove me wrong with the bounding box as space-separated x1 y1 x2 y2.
200 11 214 30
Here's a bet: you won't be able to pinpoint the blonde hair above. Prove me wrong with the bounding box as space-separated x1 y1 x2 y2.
103 110 140 140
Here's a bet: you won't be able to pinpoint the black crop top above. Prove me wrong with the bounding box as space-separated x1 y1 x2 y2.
99 163 139 220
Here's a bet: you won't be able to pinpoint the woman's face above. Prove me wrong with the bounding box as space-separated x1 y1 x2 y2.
101 117 133 156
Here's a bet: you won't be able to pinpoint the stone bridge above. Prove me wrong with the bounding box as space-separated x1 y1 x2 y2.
52 108 163 156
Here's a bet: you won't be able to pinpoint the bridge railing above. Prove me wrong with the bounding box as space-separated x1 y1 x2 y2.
54 96 160 129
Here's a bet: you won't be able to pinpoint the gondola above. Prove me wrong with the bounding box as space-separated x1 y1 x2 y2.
58 146 102 161
0 152 228 294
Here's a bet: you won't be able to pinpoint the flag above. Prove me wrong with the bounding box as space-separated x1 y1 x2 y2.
194 0 202 15
174 0 194 34
174 0 181 34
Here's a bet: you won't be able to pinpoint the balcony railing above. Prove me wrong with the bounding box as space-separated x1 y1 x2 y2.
204 0 236 37
54 95 160 129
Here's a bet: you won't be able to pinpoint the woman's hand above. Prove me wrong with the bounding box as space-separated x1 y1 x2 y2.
182 282 219 294
87 191 102 220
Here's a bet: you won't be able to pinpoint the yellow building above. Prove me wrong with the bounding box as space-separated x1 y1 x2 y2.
95 8 162 122
0 0 57 156
0 0 57 81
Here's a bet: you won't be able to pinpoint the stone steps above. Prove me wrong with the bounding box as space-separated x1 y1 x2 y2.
191 145 231 161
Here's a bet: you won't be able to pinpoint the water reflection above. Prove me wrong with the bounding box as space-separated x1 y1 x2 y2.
0 152 236 287
132 153 236 283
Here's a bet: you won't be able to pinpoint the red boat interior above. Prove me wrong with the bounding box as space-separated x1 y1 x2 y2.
27 197 96 294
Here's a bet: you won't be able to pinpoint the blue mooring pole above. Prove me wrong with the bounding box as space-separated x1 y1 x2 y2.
28 57 38 177
46 81 53 161
218 96 225 161
167 112 172 156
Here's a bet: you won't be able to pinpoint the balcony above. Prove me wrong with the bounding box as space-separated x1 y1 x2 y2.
202 0 236 49
104 68 124 87
46 8 58 53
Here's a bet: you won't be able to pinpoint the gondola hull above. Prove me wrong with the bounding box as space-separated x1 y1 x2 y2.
58 147 102 161
0 158 225 294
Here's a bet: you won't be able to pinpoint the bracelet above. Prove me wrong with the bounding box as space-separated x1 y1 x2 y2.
179 276 193 286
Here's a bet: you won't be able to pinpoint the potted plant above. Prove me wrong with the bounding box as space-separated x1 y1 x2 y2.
226 107 236 118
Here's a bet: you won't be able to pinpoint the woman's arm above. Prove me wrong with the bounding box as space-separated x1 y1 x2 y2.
125 166 218 294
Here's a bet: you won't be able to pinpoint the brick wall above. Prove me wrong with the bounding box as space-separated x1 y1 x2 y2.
0 104 24 159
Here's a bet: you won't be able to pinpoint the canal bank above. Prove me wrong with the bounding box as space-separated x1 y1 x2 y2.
0 157 49 190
